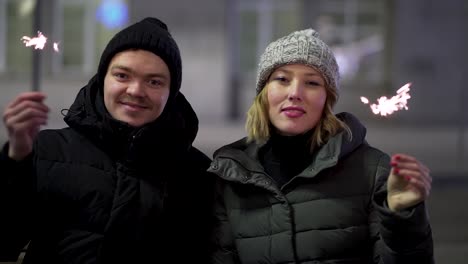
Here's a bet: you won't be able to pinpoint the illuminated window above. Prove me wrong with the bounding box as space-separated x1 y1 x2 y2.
3 0 33 75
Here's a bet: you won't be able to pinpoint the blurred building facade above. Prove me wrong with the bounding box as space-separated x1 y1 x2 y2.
0 1 467 262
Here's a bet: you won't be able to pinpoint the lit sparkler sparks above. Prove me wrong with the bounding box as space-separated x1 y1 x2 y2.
361 82 412 116
21 31 60 52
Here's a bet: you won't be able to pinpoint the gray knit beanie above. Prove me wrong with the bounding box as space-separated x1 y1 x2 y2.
256 29 339 94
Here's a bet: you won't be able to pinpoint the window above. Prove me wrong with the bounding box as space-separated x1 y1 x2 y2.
227 0 390 118
0 0 127 78
3 0 33 76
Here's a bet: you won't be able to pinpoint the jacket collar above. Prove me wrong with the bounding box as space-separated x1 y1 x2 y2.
63 74 199 166
210 112 367 187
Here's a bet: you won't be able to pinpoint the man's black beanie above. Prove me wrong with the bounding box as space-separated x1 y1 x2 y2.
96 17 182 99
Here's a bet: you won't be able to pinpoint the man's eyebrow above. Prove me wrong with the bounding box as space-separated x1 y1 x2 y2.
145 73 169 80
110 64 133 73
110 64 169 80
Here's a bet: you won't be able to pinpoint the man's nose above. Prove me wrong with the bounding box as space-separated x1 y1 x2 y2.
126 81 145 97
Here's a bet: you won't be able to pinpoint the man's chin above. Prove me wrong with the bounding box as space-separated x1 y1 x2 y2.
114 116 144 127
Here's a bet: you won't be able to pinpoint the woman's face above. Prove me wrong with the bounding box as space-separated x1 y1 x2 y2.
266 64 327 136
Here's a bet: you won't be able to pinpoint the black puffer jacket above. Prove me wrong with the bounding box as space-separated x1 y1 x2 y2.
0 76 214 263
209 113 434 264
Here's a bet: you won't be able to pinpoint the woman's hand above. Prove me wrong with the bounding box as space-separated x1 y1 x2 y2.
386 153 432 212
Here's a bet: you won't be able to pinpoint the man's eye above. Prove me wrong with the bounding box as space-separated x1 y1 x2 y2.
114 73 127 79
149 80 163 86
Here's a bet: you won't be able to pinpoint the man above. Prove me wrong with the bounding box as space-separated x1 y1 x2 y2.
0 17 214 263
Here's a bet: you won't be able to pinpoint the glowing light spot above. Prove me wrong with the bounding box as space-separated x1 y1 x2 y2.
96 0 129 29
361 83 412 116
21 31 47 50
21 31 60 53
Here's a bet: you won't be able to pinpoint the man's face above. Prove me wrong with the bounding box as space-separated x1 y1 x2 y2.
103 49 171 127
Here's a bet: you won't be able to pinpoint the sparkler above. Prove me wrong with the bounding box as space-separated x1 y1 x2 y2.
21 31 61 92
21 31 60 52
361 83 412 116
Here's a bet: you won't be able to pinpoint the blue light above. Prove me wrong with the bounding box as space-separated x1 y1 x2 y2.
96 0 129 29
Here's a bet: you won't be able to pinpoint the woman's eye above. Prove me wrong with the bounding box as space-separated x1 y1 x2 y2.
306 79 325 86
274 76 288 82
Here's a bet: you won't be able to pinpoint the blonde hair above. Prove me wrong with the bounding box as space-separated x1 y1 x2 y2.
245 75 351 151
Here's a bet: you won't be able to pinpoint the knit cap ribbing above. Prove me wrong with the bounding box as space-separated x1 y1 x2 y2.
256 29 339 94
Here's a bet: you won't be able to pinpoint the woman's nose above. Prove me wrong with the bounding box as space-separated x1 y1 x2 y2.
288 81 303 101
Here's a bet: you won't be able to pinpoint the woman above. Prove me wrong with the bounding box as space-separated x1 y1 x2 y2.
209 29 434 263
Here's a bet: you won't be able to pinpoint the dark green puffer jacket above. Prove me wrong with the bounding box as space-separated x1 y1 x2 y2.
209 112 434 264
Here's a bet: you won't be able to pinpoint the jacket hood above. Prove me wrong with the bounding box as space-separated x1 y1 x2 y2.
336 112 367 158
63 75 199 163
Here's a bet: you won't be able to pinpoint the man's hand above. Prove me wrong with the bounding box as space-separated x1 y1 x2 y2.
2 92 49 161
386 153 432 212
